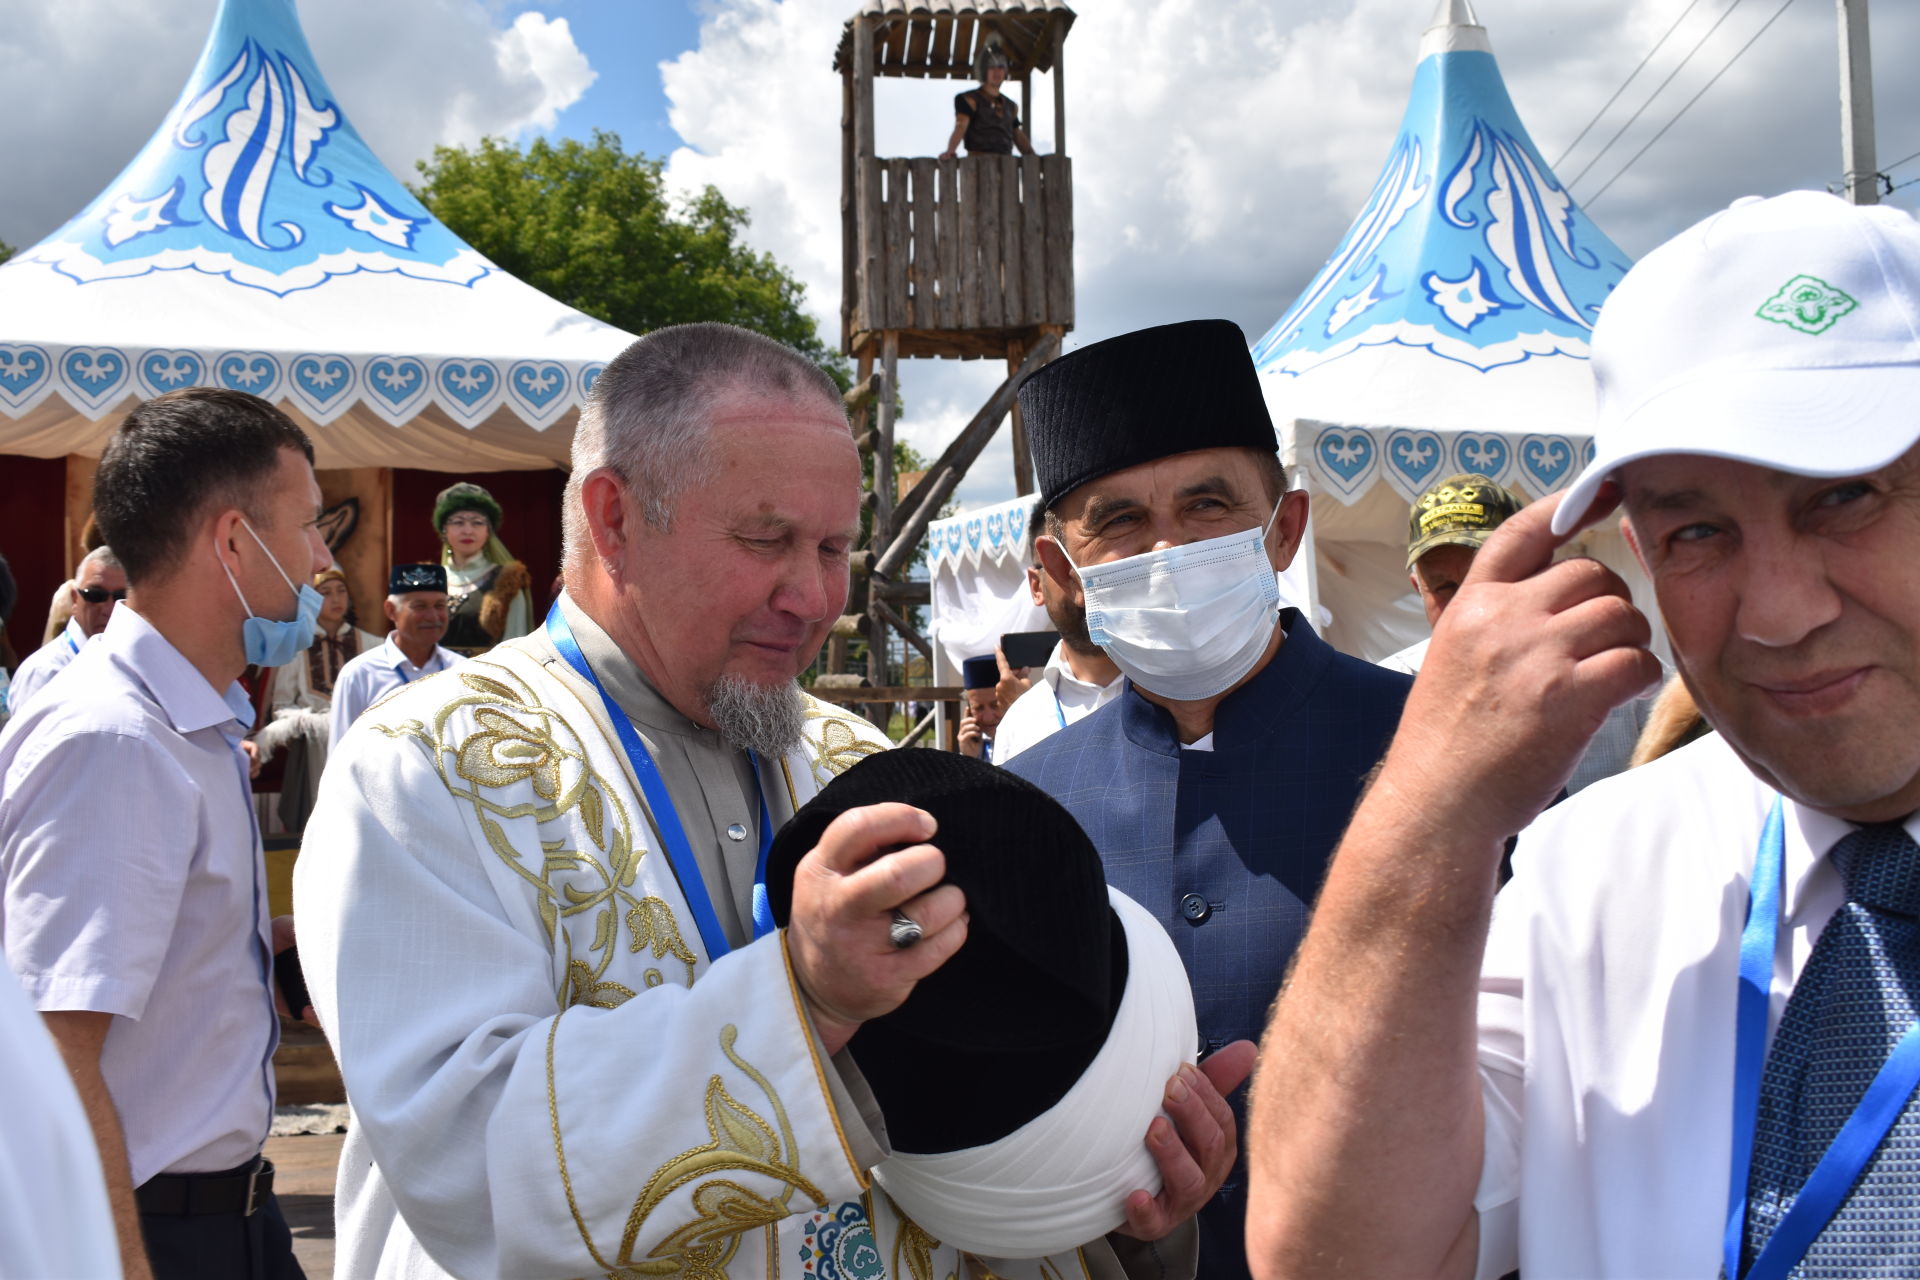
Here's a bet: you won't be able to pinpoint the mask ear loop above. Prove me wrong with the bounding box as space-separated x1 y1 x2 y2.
215 536 259 620
239 518 303 604
1052 492 1286 580
1261 493 1285 538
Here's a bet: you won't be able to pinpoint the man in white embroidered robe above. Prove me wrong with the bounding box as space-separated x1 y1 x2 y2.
298 324 1245 1279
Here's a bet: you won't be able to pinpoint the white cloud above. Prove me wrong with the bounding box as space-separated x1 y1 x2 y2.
0 0 595 247
660 0 1920 512
489 13 597 133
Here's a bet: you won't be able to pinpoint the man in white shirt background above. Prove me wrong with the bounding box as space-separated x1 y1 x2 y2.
993 518 1124 766
6 544 127 715
1250 192 1920 1279
1 385 330 1279
327 562 459 742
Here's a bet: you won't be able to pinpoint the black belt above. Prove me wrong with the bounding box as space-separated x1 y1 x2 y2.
136 1157 273 1217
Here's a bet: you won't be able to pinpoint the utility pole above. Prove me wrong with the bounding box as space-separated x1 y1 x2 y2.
1837 0 1878 205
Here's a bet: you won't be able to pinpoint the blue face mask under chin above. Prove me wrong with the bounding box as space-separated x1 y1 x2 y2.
218 520 322 668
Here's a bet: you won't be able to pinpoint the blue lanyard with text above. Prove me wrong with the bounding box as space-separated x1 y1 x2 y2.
1723 797 1920 1280
546 605 773 960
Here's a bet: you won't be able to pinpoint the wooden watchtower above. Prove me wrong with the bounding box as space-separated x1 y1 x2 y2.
826 0 1077 735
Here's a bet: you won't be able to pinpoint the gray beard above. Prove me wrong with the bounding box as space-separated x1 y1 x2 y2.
704 674 806 757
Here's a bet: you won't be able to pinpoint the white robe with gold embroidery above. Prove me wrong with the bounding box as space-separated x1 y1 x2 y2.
297 635 1137 1280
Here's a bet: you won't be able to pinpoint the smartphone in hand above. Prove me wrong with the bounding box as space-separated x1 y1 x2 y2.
275 945 313 1021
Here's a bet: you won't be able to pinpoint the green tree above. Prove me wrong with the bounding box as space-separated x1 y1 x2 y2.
0 239 13 266
412 131 846 383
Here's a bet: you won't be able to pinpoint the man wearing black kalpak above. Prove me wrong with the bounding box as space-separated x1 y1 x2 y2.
1004 319 1412 1280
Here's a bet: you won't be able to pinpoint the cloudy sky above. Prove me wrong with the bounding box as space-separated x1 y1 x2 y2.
3 0 1915 510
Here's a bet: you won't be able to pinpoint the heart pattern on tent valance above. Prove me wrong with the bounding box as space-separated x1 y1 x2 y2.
0 343 600 429
1301 422 1588 505
927 494 1039 573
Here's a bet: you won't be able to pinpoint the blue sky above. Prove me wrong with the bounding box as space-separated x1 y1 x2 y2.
503 0 703 161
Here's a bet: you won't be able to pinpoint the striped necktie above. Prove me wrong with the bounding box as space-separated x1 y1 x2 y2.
1744 821 1920 1276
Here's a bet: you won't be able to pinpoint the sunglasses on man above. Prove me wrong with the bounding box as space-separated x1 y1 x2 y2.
77 587 128 604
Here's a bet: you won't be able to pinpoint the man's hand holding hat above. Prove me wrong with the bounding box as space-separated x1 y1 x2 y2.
785 803 969 1056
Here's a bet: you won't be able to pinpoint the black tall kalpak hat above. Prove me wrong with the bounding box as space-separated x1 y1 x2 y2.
1018 319 1280 512
766 750 1122 1155
768 750 1199 1256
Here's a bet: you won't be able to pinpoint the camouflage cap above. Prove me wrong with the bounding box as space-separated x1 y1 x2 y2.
1406 472 1524 570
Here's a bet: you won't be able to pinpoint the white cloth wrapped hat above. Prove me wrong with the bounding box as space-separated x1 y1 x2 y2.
765 750 1199 1257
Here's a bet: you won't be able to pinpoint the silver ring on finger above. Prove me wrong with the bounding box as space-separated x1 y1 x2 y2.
888 909 924 949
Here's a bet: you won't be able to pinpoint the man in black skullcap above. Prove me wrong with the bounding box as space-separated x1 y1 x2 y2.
327 562 458 740
957 652 1004 760
1003 318 1413 1280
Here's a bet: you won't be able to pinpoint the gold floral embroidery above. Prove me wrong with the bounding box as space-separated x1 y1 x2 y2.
547 1021 819 1279
798 695 887 790
892 1215 953 1280
618 1025 825 1275
372 662 699 1002
567 960 638 1011
629 897 698 966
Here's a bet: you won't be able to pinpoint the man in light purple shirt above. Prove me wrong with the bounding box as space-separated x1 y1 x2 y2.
0 387 329 1280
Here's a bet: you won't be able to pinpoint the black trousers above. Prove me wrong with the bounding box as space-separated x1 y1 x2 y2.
140 1191 304 1280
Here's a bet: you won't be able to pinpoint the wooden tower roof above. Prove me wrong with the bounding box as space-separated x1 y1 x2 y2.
833 0 1075 80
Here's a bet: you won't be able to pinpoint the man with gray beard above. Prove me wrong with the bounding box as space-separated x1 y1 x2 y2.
296 323 1229 1278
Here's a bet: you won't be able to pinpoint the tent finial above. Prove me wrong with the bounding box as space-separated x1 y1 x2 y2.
1421 0 1489 58
1428 0 1481 27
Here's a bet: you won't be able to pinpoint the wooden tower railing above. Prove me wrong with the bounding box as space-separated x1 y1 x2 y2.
849 153 1074 358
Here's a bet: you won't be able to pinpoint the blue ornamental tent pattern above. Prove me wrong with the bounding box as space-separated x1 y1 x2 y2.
1253 0 1630 509
0 0 633 469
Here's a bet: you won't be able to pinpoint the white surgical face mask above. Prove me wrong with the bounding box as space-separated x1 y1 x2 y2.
1061 500 1283 703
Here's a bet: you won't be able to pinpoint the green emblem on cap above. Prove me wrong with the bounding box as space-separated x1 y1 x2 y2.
1757 275 1859 335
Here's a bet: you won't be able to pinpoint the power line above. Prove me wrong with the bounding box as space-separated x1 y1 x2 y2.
1553 0 1707 170
1587 0 1798 208
1566 0 1748 194
1883 147 1920 175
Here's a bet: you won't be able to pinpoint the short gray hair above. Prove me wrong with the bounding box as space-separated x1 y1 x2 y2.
563 323 845 568
78 545 123 577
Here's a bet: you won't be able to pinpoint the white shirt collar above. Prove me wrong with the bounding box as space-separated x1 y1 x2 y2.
102 607 254 733
1040 641 1119 698
1786 798 1920 919
381 635 448 674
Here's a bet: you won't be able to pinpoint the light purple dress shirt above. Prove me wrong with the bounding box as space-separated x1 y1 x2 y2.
5 617 87 716
0 606 277 1182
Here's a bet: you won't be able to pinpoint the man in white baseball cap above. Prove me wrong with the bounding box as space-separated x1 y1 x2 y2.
1247 190 1920 1279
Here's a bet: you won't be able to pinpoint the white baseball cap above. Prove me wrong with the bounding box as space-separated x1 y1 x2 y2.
1552 191 1920 534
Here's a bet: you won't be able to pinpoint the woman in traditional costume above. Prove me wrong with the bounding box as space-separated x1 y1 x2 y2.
434 482 532 656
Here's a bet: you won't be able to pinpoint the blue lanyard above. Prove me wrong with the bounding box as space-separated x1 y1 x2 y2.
392 647 435 683
64 630 80 655
1723 798 1920 1280
546 605 774 960
1052 687 1067 731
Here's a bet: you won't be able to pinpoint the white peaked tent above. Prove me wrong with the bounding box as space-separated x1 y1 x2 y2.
1255 0 1655 661
926 495 1047 689
0 0 635 471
